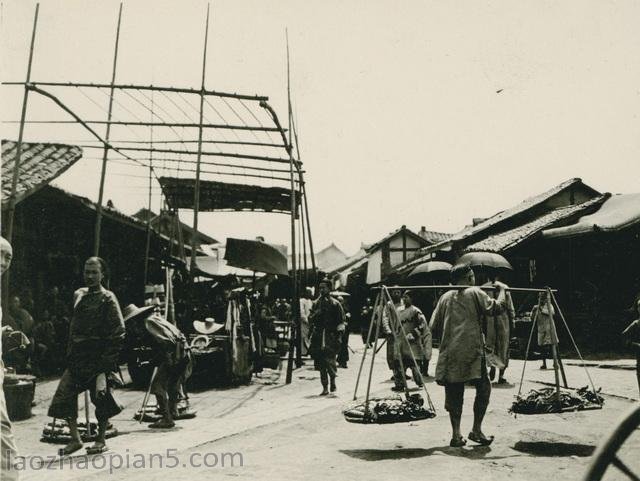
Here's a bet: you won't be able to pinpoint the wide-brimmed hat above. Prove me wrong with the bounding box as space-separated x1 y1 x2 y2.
193 317 224 335
122 304 155 324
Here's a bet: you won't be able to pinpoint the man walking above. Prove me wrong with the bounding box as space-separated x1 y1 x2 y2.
309 279 346 395
430 264 506 447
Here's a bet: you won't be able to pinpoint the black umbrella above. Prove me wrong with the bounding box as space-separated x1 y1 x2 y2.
408 261 453 278
455 252 513 270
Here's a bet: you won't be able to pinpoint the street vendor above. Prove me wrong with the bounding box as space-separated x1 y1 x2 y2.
429 264 506 448
392 290 430 391
124 304 192 429
484 273 516 383
309 279 346 395
47 257 125 456
622 293 640 396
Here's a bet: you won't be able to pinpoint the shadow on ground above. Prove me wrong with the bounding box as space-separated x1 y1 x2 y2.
512 441 595 457
340 445 518 461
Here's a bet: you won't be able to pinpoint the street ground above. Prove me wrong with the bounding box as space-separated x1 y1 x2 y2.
8 335 640 481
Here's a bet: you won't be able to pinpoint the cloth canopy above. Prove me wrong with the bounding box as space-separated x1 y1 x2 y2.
159 177 300 214
543 193 640 238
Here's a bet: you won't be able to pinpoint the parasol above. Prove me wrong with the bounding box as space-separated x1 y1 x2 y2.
455 252 513 270
408 261 452 278
224 238 289 276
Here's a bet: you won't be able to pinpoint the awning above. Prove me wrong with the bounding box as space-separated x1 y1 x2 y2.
159 177 300 214
1 140 83 207
543 194 640 239
224 238 289 276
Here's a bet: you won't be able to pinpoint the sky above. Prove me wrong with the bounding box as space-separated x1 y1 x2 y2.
2 0 639 256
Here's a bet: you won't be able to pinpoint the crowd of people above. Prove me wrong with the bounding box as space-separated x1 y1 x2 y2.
1 286 73 378
1 231 639 476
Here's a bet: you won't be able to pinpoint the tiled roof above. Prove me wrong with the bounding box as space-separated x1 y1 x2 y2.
366 225 427 253
465 195 609 253
451 178 597 243
1 140 83 207
419 230 453 244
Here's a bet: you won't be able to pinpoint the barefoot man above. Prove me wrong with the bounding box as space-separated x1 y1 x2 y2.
429 263 507 447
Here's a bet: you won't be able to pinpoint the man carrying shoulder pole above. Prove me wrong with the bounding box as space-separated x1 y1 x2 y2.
429 264 507 448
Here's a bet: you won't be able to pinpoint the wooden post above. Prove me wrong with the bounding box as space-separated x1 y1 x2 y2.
189 3 210 281
143 92 154 289
93 3 123 256
353 292 382 400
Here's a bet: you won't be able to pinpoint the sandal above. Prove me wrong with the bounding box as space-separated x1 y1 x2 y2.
449 436 467 447
468 432 494 446
86 444 108 455
58 441 83 457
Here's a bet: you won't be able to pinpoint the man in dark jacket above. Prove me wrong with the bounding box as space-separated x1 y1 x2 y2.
124 304 192 429
309 279 346 395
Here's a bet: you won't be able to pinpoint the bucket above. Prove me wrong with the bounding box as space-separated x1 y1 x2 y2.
3 377 35 421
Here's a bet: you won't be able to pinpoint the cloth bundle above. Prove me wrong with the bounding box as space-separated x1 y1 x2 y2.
510 386 604 415
343 394 436 424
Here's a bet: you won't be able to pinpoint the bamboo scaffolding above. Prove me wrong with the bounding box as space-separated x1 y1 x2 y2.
4 118 284 132
74 139 285 148
93 3 123 257
3 80 269 102
77 147 294 172
5 4 39 242
189 3 210 279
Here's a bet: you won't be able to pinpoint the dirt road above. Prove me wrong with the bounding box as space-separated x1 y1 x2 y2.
8 335 639 480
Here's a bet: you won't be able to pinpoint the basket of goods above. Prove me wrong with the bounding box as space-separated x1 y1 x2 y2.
510 386 604 415
343 393 436 424
41 419 118 444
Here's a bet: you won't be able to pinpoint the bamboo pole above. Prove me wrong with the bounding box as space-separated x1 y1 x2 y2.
286 31 303 369
371 285 558 293
353 292 382 400
383 286 435 412
516 293 542 398
3 81 270 102
143 92 154 288
549 291 601 403
4 119 285 132
189 3 210 281
93 3 123 256
75 139 284 148
364 290 383 418
5 3 39 242
78 144 292 164
545 288 562 403
284 32 301 380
